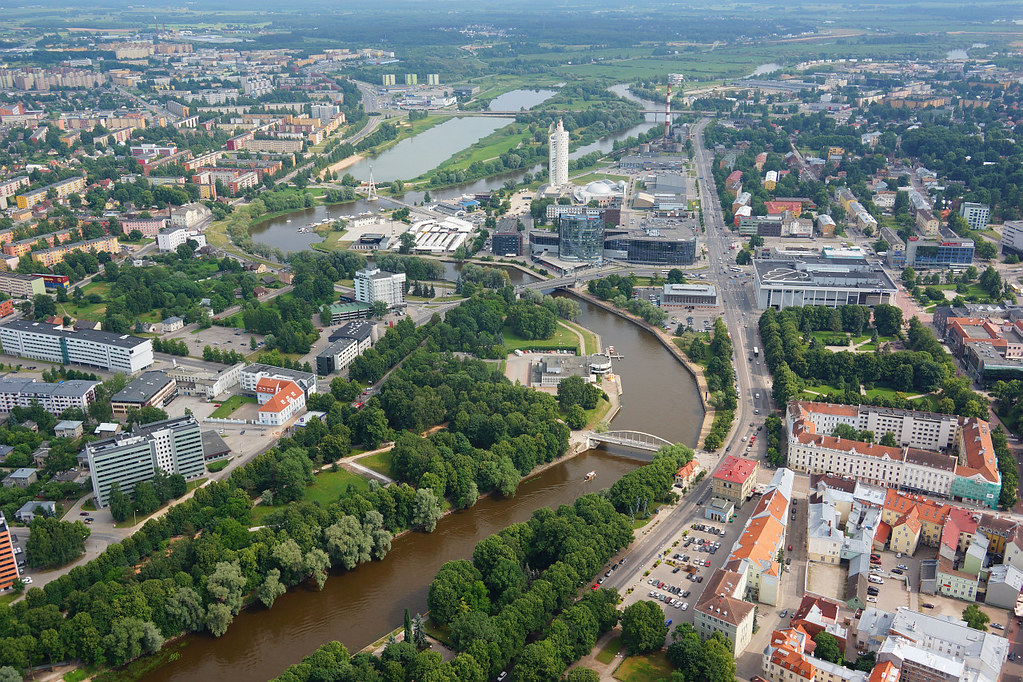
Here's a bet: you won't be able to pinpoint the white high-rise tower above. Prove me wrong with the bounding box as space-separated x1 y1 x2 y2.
548 119 569 188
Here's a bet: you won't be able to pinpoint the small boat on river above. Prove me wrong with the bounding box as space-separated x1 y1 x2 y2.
585 471 596 481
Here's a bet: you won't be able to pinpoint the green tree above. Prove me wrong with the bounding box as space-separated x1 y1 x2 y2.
872 303 903 337
880 432 897 447
812 631 842 664
962 604 989 631
411 488 442 532
565 404 587 430
620 600 668 655
258 569 286 609
25 517 89 569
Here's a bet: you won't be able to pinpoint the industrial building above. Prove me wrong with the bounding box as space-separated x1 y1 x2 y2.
0 320 154 373
407 217 472 254
84 415 206 507
753 257 898 310
354 268 406 309
111 371 178 417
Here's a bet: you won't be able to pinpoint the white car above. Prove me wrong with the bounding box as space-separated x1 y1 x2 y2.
866 596 878 603
21 576 31 585
681 602 689 611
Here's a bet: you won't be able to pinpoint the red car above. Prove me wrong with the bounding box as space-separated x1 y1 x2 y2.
592 584 599 590
704 559 711 567
788 545 793 551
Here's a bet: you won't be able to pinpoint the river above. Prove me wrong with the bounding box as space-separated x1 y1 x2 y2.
144 450 643 682
249 84 664 253
143 297 703 682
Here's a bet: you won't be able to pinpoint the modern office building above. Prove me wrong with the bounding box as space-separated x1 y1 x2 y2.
111 371 178 417
0 320 154 373
753 257 898 310
240 363 316 398
603 221 697 265
558 213 605 262
1001 220 1023 257
330 321 374 353
959 202 991 231
885 234 975 269
0 513 18 590
548 119 569 188
492 232 522 257
354 268 406 309
0 376 98 414
0 272 44 298
84 415 206 507
316 338 359 375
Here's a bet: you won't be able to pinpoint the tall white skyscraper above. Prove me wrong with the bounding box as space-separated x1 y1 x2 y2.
548 119 569 188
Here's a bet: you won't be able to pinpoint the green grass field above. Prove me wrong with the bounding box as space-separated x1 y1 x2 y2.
210 395 257 418
502 323 580 353
358 451 393 478
613 651 674 682
560 320 600 355
596 637 624 665
302 469 370 506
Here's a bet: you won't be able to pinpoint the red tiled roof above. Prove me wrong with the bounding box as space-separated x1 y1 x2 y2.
714 456 759 484
868 661 900 682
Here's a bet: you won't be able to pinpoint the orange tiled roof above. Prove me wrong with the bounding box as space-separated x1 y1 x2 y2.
257 379 302 414
868 661 900 682
957 418 1000 485
894 506 921 535
883 489 951 527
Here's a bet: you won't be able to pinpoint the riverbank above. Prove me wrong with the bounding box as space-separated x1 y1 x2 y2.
563 288 716 445
317 153 364 180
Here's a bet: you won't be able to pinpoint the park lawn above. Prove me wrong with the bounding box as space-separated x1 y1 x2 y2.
596 636 624 665
302 469 371 506
358 451 393 479
560 319 600 355
313 230 349 251
502 323 579 353
613 651 674 682
210 395 257 418
801 383 844 396
426 124 535 178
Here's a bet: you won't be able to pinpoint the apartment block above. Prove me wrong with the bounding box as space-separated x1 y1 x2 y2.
0 320 154 373
0 272 45 298
0 376 98 414
15 176 86 209
240 363 316 398
786 402 1000 508
166 362 243 399
31 236 120 267
84 415 206 507
0 514 19 590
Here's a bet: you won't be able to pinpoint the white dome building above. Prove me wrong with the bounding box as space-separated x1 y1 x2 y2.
573 179 626 206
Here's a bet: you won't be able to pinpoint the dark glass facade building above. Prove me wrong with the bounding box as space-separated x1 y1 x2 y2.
558 214 605 262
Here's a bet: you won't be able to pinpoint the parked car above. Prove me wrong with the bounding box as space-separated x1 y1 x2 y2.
21 577 31 585
780 610 788 618
866 596 878 603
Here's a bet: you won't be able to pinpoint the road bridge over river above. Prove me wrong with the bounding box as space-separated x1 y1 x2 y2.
586 430 674 452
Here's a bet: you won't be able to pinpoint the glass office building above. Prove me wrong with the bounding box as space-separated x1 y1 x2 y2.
559 214 604 262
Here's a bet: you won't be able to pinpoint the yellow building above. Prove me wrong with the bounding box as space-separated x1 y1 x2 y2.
16 176 86 209
890 507 922 555
31 236 119 267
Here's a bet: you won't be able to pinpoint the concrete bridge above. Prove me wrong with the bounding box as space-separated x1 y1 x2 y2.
587 430 673 452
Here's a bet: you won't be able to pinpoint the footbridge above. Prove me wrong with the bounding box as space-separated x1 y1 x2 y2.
586 430 673 452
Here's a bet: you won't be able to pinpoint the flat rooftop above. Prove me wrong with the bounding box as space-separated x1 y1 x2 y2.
754 257 898 290
112 371 173 404
0 319 150 349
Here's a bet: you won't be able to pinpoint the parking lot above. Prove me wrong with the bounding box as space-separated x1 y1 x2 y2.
616 494 763 635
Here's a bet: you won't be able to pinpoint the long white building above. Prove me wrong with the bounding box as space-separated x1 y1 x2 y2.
0 377 98 414
0 320 154 373
84 415 206 507
548 119 569 188
786 401 1001 509
753 257 898 310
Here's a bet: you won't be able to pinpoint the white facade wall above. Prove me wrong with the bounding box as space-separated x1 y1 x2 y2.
548 120 569 187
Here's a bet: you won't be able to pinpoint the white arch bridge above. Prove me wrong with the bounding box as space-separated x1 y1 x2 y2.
586 430 673 452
